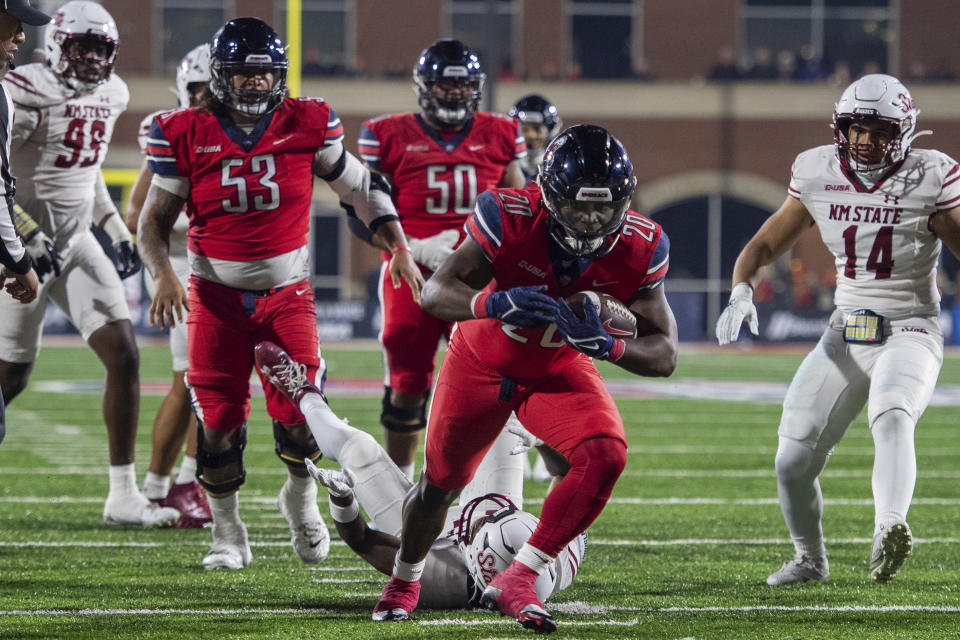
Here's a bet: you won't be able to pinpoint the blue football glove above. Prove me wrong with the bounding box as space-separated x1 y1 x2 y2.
485 285 559 328
555 296 615 359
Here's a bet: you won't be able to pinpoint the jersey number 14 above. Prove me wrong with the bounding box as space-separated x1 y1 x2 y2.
842 224 894 279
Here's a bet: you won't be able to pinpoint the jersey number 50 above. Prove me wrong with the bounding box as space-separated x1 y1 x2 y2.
221 154 281 213
426 164 477 214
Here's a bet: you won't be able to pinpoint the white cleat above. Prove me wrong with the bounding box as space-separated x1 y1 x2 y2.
203 522 252 570
103 492 180 528
870 522 913 583
766 554 829 585
278 480 330 563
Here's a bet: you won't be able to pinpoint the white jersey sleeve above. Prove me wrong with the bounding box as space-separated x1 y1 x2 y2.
2 64 129 203
789 145 959 318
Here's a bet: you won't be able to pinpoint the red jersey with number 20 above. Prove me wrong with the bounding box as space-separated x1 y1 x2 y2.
358 112 525 240
461 183 670 378
147 97 343 261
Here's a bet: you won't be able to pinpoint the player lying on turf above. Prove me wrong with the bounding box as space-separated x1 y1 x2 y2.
254 340 585 609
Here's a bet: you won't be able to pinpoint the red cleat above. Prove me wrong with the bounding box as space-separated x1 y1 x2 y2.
480 562 557 634
254 341 324 407
164 480 212 529
372 576 420 622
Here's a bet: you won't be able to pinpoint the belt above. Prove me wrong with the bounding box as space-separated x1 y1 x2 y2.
241 286 284 315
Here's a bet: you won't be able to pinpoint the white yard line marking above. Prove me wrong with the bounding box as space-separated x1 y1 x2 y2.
3 537 959 549
419 618 640 627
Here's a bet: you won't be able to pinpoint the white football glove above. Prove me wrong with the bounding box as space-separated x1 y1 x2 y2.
715 282 759 345
304 458 356 498
408 229 459 271
507 420 543 456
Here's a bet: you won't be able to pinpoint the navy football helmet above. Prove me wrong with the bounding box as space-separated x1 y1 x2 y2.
209 17 288 116
413 39 485 128
509 94 563 177
539 125 636 259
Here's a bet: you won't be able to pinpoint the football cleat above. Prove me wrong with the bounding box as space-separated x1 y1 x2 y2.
372 575 421 622
278 480 330 563
870 522 913 583
203 521 252 570
766 554 829 585
255 341 324 407
103 492 180 528
480 561 557 635
164 480 213 529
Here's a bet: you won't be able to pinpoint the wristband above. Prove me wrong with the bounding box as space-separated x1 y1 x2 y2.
608 338 626 362
328 495 360 523
390 245 412 255
471 292 490 318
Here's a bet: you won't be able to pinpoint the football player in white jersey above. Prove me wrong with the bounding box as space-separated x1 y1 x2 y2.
254 340 584 610
122 44 212 529
716 74 960 585
0 1 178 527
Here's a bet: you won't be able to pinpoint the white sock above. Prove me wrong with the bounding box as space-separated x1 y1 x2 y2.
282 470 318 521
774 437 829 561
398 463 414 481
299 393 355 461
108 463 139 497
515 542 552 575
208 493 243 527
142 472 170 500
175 456 198 485
872 410 916 533
393 555 425 582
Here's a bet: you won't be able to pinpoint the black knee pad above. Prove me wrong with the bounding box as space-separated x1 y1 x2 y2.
380 386 427 433
196 422 247 497
273 419 322 468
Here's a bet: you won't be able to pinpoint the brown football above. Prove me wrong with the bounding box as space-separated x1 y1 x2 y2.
564 291 639 339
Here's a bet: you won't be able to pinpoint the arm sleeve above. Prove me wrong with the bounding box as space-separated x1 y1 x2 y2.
638 230 670 291
315 142 398 228
9 104 40 152
357 122 382 171
936 161 960 210
463 191 503 262
91 172 120 225
146 117 181 176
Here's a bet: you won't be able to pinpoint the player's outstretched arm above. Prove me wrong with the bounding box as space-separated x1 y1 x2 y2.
139 181 188 330
930 205 960 261
716 195 814 345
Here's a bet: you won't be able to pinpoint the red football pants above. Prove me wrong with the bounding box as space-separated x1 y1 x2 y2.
186 276 321 432
378 262 451 395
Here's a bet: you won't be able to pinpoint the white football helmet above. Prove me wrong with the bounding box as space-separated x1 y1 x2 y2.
45 1 119 94
175 44 211 108
833 74 918 175
459 495 586 604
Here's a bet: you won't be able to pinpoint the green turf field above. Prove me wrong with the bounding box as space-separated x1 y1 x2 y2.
2 343 960 639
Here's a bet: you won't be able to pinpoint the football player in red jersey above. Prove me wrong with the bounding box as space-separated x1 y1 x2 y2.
138 17 422 571
373 125 678 634
354 39 527 479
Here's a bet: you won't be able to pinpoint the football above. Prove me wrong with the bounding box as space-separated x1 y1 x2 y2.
564 291 639 339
